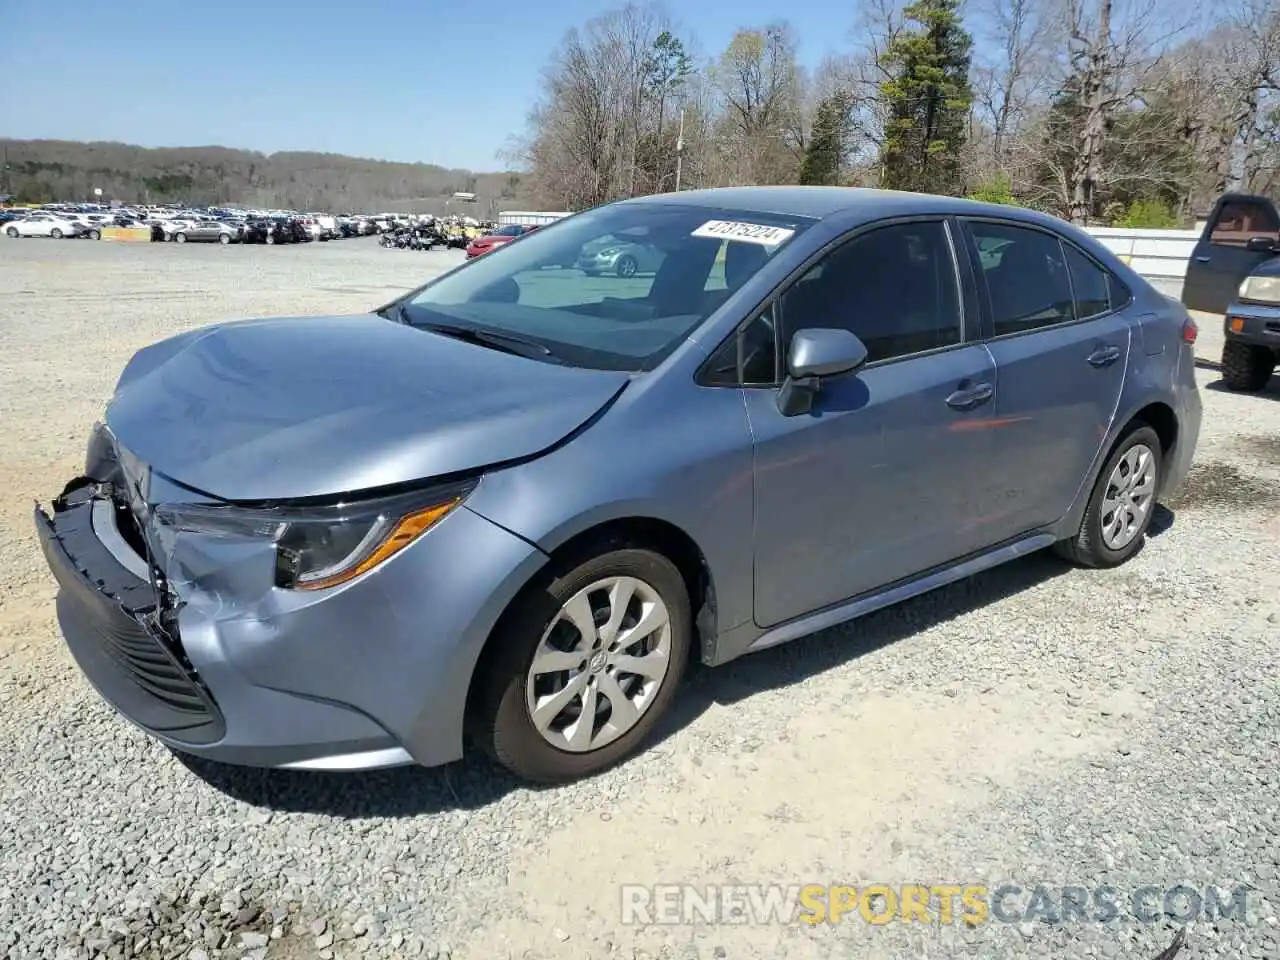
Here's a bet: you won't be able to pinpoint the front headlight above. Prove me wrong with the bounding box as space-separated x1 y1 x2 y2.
153 480 475 591
1238 275 1280 304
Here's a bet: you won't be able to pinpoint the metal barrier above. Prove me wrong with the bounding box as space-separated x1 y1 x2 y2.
1083 227 1201 300
100 226 154 243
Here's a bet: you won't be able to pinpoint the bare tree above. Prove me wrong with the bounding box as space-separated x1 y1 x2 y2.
711 23 804 183
971 0 1052 171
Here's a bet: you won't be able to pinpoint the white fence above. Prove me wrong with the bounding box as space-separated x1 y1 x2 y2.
1083 226 1201 300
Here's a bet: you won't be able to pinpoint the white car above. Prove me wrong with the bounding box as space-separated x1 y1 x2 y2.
4 213 87 239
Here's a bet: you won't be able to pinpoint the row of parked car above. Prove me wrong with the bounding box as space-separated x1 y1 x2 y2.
0 205 390 245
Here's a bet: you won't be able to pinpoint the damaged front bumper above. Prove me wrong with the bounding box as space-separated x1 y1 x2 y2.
35 480 411 769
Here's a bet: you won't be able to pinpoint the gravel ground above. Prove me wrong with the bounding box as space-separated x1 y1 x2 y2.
1 237 1279 960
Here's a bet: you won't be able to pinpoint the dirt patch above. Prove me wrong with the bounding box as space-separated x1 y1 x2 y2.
1162 460 1280 512
1239 433 1280 467
461 682 1144 960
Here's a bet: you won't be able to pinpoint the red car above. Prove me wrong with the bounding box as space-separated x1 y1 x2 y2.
464 223 538 258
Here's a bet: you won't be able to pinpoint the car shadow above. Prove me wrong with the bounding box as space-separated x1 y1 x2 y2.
179 536 1165 818
1203 374 1280 401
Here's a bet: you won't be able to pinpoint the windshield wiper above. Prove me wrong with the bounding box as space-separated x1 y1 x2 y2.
415 321 557 361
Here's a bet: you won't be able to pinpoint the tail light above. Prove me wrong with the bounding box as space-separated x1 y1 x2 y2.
1181 316 1198 344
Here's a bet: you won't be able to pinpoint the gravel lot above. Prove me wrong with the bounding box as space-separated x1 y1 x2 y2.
1 237 1279 960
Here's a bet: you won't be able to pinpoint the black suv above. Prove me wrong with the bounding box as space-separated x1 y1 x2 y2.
1182 193 1280 391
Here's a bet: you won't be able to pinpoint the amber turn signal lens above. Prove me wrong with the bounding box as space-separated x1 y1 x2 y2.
1228 317 1244 333
296 498 462 591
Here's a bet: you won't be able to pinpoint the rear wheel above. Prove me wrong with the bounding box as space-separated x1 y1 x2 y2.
5 227 17 238
1221 340 1275 392
50 228 63 239
475 546 690 783
1054 423 1163 568
174 232 187 244
218 233 231 245
88 229 101 241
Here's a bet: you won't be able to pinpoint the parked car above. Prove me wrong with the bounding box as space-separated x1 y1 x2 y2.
465 223 537 258
172 221 241 244
576 235 666 277
4 212 87 239
1180 192 1280 391
35 187 1201 785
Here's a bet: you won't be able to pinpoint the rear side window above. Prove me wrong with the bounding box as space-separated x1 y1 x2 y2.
967 222 1073 336
1208 199 1280 247
1064 244 1110 319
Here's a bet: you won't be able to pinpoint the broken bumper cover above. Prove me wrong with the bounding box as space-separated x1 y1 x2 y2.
35 484 547 771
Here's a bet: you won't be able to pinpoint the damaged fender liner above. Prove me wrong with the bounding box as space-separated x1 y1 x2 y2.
34 485 226 745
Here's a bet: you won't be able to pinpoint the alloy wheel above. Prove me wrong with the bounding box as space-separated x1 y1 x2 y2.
1100 442 1156 550
525 575 673 753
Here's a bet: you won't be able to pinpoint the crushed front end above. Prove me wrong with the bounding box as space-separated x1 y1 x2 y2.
35 429 226 746
34 422 547 771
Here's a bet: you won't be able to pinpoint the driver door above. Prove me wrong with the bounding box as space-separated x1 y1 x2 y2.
1183 194 1280 315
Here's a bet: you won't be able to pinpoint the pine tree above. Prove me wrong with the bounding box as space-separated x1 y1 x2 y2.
799 93 852 186
877 0 973 195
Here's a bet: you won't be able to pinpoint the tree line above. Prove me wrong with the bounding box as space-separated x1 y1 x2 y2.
0 139 534 214
510 0 1280 225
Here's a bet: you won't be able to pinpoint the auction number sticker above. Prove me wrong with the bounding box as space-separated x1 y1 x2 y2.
691 220 795 246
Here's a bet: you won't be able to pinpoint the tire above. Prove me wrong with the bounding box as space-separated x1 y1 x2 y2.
266 234 276 245
5 227 17 238
1220 340 1275 392
475 545 691 783
219 233 231 245
174 232 187 244
1054 423 1163 568
615 254 639 278
88 230 101 241
50 228 63 239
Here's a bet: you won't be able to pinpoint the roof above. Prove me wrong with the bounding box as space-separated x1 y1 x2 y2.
625 185 1071 231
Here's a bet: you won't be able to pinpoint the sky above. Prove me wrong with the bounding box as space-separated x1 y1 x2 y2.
0 0 862 172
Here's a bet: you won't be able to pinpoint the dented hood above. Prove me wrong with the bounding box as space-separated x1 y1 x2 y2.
105 314 628 501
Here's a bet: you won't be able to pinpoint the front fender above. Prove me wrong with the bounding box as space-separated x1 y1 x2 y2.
464 383 758 644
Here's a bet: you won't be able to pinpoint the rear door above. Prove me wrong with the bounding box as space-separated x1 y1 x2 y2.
961 218 1132 542
1182 194 1280 314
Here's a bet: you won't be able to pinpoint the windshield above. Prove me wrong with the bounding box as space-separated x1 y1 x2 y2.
402 201 811 371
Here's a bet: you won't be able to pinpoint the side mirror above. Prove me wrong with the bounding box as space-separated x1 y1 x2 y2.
777 328 869 416
1245 235 1279 253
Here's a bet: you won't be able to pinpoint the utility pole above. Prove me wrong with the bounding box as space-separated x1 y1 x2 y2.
674 107 685 192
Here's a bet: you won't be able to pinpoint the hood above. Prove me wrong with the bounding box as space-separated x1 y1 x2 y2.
1247 254 1280 278
105 314 629 502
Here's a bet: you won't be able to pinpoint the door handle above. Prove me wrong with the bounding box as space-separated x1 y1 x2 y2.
1194 255 1211 262
946 382 994 411
1087 345 1122 367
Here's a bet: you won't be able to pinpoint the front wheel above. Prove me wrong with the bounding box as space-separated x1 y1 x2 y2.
615 254 639 278
1221 340 1275 392
1054 423 1163 568
219 233 231 244
174 232 187 244
475 546 691 783
50 228 63 239
88 229 101 241
5 227 17 238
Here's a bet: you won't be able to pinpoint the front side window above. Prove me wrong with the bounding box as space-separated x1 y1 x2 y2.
967 222 1074 336
404 203 811 371
1208 200 1280 248
779 220 962 364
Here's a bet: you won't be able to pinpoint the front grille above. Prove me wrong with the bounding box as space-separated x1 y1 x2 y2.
36 493 226 744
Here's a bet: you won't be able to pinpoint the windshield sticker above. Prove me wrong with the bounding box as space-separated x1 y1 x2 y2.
691 220 796 246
